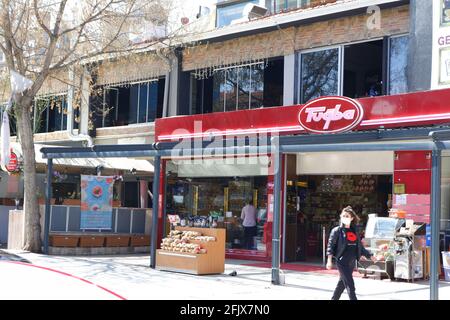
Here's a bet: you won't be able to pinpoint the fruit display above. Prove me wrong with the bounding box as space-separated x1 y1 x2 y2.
160 230 215 254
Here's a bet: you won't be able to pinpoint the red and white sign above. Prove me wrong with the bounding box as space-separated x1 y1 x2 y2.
155 88 450 141
298 96 364 134
4 151 19 172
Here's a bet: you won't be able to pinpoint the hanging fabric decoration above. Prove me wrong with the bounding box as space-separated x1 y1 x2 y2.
0 97 12 166
1 70 33 167
10 70 33 93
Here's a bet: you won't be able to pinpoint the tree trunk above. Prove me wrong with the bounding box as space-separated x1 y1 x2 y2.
15 97 41 253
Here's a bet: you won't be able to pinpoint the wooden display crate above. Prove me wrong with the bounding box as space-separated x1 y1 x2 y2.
79 235 105 247
105 235 130 247
156 227 225 275
50 235 79 247
130 235 150 246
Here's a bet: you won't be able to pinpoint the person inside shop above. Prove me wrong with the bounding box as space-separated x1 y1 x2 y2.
326 206 377 300
241 199 257 250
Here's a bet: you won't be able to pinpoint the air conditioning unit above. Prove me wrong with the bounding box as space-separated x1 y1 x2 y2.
230 3 268 25
245 4 268 20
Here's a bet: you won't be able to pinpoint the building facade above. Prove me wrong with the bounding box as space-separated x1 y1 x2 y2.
2 0 450 259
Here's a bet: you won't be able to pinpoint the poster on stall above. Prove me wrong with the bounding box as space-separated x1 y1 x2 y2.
80 175 114 230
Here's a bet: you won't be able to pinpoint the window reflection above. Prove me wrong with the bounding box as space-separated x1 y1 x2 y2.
191 58 283 114
213 71 226 113
225 69 238 112
301 48 339 103
238 67 251 110
212 63 265 112
251 64 264 108
389 36 409 95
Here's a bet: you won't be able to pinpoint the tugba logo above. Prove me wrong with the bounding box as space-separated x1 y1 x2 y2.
298 96 364 134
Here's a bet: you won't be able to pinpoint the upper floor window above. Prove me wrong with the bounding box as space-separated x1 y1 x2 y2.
389 35 409 95
33 94 70 133
274 0 310 12
298 36 409 103
213 63 265 112
216 0 260 27
91 78 165 128
190 58 283 114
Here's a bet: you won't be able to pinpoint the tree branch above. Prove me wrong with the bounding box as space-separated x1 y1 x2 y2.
52 0 68 36
58 0 114 37
33 0 53 37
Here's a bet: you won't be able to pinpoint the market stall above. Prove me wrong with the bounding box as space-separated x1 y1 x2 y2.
156 226 225 275
358 214 426 281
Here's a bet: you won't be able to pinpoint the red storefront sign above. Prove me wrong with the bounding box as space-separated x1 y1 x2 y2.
155 88 450 141
1 151 19 172
298 96 364 134
6 152 19 172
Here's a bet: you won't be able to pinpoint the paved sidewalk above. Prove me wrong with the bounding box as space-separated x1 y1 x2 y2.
3 250 450 300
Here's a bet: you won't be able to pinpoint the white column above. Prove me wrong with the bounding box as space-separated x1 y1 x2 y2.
80 69 91 135
168 55 179 117
283 54 295 106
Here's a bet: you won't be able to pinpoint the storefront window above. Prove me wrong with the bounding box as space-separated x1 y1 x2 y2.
165 164 269 252
216 0 259 27
389 35 409 95
300 48 340 103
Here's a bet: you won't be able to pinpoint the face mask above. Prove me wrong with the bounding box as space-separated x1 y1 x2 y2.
341 217 352 226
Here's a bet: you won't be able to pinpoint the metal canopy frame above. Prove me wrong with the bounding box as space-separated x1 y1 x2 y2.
39 126 450 300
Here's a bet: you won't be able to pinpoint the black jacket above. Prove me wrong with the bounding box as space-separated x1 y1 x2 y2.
326 226 372 261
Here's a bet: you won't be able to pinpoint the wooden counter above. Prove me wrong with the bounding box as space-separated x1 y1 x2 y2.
156 227 225 275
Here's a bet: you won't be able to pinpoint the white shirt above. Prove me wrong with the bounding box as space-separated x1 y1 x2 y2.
241 204 257 227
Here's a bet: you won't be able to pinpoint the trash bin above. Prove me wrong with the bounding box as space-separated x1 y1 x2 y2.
442 251 450 281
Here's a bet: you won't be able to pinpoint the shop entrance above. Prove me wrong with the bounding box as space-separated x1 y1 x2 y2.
283 152 394 264
284 174 392 263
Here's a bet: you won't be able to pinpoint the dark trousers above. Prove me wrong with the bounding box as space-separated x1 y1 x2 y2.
332 261 357 300
243 226 257 250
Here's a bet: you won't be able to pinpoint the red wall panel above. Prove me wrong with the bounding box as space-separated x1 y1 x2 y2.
394 151 431 194
394 151 431 170
393 171 431 194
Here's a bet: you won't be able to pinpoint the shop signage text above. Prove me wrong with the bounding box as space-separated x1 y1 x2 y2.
298 96 364 134
438 35 450 46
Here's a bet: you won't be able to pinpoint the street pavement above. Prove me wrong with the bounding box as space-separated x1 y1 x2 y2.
2 249 450 300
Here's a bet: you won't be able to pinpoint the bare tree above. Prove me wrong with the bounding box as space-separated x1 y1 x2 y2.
0 0 175 252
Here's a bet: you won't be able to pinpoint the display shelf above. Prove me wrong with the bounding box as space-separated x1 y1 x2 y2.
156 227 225 275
